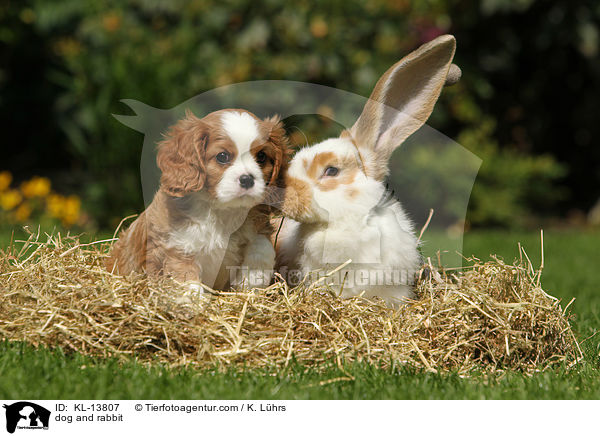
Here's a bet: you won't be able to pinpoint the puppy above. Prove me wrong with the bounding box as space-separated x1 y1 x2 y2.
106 109 289 290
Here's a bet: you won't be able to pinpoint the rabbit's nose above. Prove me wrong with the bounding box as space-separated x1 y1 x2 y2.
239 174 255 189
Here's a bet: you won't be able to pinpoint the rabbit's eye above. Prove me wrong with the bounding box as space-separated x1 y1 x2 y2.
324 166 339 177
256 150 267 165
216 151 231 164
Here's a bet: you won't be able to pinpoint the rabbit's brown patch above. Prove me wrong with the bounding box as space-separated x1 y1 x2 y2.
319 167 359 192
307 151 336 179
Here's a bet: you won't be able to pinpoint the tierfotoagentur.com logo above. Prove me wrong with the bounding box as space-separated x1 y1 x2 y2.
227 266 419 287
2 402 50 434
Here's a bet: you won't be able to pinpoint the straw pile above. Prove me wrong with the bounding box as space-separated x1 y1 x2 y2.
0 231 582 374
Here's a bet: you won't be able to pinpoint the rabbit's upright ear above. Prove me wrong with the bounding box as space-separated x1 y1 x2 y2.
349 34 457 180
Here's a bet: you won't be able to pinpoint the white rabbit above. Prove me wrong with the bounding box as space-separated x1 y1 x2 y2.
275 35 460 307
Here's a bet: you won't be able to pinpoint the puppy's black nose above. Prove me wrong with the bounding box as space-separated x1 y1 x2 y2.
239 174 255 189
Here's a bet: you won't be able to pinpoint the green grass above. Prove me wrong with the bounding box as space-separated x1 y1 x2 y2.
1 227 599 399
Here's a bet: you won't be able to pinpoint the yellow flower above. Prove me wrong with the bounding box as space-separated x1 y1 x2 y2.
46 194 65 218
14 203 32 221
102 12 122 33
0 189 23 211
45 193 81 226
54 38 82 58
21 176 51 198
61 195 81 227
0 171 12 191
310 17 328 38
19 8 36 24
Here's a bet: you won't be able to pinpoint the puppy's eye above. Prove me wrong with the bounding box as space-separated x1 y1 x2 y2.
324 166 339 177
256 150 267 165
216 151 231 164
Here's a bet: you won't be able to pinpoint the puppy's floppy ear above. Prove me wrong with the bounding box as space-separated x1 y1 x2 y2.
262 115 290 187
157 110 208 197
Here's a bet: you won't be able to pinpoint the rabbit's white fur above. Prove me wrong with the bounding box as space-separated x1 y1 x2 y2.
276 35 459 307
278 138 421 305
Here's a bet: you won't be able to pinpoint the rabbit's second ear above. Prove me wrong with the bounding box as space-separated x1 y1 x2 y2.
349 34 457 180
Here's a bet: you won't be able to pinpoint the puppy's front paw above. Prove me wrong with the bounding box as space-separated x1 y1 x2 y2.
175 281 212 305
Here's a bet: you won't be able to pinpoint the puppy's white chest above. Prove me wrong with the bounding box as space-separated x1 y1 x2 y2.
167 217 246 289
167 220 233 256
167 202 247 256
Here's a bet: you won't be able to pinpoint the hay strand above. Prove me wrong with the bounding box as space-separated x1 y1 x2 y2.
0 231 582 374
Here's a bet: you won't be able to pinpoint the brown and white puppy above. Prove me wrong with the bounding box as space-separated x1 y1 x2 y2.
106 109 289 291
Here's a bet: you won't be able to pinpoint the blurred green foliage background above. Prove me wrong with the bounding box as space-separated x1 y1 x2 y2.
1 0 598 231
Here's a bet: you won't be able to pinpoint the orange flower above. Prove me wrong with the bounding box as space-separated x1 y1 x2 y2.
0 189 22 211
0 171 12 191
21 176 51 198
14 203 32 221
